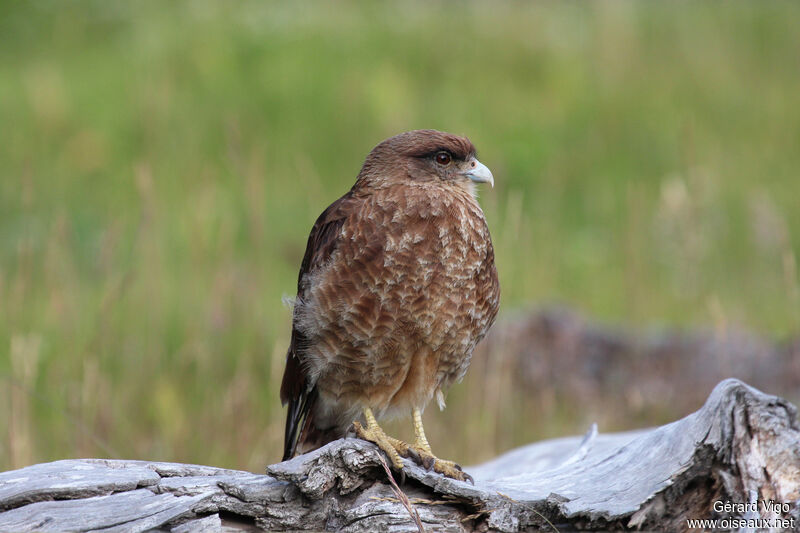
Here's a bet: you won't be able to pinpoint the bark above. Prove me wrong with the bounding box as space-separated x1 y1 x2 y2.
0 379 798 532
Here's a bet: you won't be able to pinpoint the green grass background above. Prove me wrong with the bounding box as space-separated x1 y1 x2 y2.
1 1 799 472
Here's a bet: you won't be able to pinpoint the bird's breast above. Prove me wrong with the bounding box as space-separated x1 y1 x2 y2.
363 187 496 344
297 183 499 411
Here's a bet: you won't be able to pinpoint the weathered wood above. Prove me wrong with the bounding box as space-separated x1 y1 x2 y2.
0 379 798 532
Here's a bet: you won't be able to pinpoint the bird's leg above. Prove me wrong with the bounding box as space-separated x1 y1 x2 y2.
352 407 473 483
352 407 405 471
408 407 473 484
411 407 434 456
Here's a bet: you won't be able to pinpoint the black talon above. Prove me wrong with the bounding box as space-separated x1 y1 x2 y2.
405 446 421 464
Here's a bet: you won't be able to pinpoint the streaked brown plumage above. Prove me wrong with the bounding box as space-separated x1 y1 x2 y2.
280 130 499 480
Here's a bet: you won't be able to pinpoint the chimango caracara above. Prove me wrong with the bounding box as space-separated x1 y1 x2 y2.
280 130 500 482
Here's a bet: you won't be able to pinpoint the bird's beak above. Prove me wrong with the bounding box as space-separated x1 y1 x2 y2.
461 158 494 188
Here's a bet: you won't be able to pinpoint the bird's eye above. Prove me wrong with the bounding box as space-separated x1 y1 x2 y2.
435 152 452 166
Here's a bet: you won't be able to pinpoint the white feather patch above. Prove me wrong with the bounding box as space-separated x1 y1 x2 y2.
435 388 446 411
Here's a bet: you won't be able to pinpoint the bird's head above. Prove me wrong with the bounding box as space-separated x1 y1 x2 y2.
356 130 494 193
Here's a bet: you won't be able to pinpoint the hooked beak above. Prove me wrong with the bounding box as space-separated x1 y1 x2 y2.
461 158 494 188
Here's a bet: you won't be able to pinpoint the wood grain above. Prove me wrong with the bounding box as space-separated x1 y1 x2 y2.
1 379 797 531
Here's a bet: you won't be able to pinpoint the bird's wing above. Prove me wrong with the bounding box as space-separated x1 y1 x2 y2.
280 191 356 460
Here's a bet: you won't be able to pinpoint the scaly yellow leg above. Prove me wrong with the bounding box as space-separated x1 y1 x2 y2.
352 406 473 483
412 407 433 454
352 407 405 470
409 407 473 484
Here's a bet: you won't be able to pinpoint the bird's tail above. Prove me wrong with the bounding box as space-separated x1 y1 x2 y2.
280 346 342 460
282 386 315 461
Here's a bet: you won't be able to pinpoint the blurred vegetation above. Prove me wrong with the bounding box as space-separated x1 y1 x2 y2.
1 1 799 472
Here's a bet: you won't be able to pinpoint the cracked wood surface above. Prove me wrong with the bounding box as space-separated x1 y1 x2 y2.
0 379 798 532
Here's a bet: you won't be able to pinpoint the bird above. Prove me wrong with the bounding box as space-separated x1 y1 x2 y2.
280 129 500 482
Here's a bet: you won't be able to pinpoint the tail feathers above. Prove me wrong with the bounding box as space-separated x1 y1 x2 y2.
295 416 342 456
282 388 348 461
282 387 315 461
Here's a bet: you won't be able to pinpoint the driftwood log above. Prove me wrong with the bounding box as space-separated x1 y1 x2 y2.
1 379 798 532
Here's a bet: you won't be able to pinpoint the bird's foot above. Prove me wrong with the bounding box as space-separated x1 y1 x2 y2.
404 445 474 484
431 457 473 484
352 407 473 484
352 420 406 472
